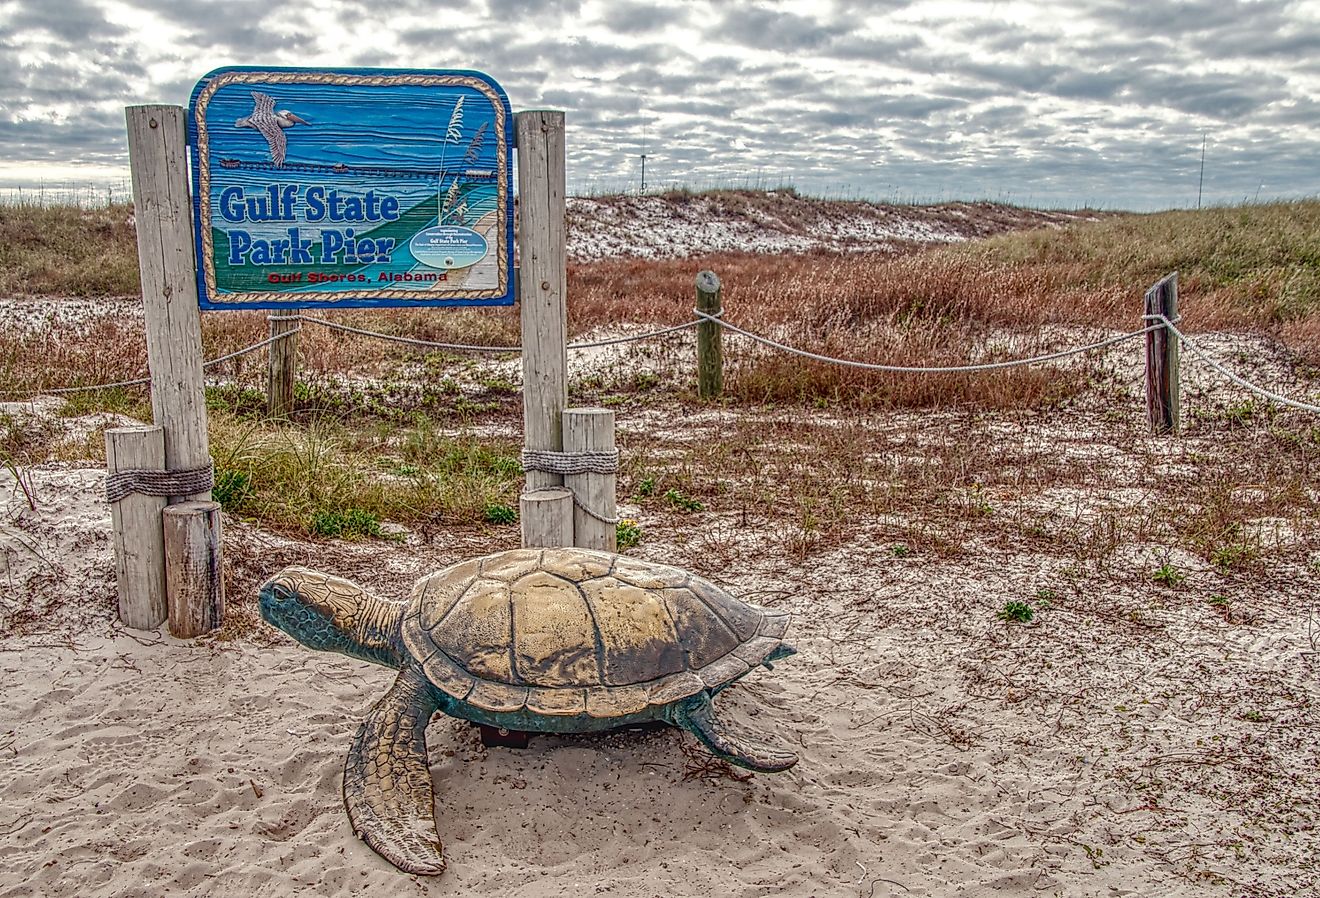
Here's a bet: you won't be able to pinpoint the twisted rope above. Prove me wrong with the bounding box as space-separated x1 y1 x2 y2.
694 309 1160 373
572 500 620 525
521 449 621 524
203 324 302 368
300 316 520 352
105 463 214 504
1152 315 1320 414
520 449 620 475
298 315 701 353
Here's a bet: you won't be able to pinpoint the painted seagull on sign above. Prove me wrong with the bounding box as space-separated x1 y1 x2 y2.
235 92 309 167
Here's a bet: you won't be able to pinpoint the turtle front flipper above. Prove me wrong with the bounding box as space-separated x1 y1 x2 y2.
672 692 798 773
343 664 446 875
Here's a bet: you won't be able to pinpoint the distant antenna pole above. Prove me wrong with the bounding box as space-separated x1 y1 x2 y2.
639 111 649 194
1197 133 1206 209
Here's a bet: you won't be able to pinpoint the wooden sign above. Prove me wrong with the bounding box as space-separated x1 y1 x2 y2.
188 67 513 310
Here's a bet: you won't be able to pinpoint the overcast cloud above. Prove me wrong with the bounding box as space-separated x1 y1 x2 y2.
1 0 1318 209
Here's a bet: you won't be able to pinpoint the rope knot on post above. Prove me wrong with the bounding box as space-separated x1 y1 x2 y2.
105 462 215 504
520 447 621 526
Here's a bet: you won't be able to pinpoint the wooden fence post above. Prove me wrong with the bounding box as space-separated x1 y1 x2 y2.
696 270 723 399
1145 272 1181 434
127 104 222 632
267 314 299 417
106 426 167 629
517 109 570 547
564 408 617 551
164 501 225 638
520 488 574 548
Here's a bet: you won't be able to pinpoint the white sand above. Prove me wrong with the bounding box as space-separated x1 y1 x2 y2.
2 443 1317 897
563 195 1101 262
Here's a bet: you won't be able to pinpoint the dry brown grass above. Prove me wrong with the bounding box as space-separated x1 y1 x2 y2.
0 315 148 401
3 196 1317 415
0 202 139 296
618 399 1320 571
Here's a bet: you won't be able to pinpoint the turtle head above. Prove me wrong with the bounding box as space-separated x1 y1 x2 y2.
259 566 405 668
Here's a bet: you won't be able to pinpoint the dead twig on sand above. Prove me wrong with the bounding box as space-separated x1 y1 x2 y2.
679 740 753 783
857 862 911 896
1303 609 1318 660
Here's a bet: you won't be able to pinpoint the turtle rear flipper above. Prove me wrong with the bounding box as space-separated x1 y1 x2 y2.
343 665 446 875
673 692 798 773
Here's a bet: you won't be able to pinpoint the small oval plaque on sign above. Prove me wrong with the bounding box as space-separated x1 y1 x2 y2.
410 226 489 270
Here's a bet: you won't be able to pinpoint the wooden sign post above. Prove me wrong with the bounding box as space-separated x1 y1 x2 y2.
123 105 223 635
112 80 615 637
517 110 570 548
514 110 619 552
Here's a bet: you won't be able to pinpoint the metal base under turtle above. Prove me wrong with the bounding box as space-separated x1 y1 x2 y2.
259 547 798 876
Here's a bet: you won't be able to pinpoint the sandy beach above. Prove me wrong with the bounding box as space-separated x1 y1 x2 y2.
3 392 1317 898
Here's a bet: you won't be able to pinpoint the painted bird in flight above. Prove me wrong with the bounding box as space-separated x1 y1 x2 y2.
235 92 309 166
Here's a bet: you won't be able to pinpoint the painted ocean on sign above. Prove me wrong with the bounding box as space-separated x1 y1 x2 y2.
189 69 513 310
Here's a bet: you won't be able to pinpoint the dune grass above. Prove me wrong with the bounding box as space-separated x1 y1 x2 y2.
207 412 522 536
5 198 1319 412
4 196 1320 545
0 201 139 296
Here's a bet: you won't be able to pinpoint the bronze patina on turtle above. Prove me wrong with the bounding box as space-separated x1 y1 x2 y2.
259 547 797 875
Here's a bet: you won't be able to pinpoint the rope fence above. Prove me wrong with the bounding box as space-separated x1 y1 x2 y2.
692 309 1164 374
1154 314 1320 415
6 284 1320 422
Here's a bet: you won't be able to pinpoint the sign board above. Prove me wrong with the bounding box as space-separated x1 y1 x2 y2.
188 67 513 310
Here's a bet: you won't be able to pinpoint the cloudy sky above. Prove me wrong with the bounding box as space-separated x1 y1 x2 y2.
2 0 1318 209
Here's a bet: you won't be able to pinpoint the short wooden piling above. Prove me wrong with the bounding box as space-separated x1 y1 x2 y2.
520 488 573 548
163 501 224 638
696 270 723 399
1145 272 1181 434
563 408 617 551
267 315 299 418
106 426 167 629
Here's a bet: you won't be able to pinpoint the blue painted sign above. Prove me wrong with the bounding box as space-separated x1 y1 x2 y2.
188 67 513 310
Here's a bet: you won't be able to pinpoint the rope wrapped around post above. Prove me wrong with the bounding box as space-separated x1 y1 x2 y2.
520 449 620 524
105 462 215 504
520 448 620 476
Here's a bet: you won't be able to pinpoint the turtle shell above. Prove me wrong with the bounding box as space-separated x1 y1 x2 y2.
399 548 790 719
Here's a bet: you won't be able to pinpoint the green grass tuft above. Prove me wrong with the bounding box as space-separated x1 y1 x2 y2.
309 508 387 540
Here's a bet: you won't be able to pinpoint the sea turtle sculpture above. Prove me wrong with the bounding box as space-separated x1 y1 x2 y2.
259 547 797 875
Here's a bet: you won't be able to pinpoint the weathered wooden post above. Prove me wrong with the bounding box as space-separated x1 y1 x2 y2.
106 426 167 629
564 408 617 551
267 314 299 417
127 106 213 503
163 501 224 638
517 109 570 546
1145 272 1181 434
696 270 723 399
124 104 222 634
